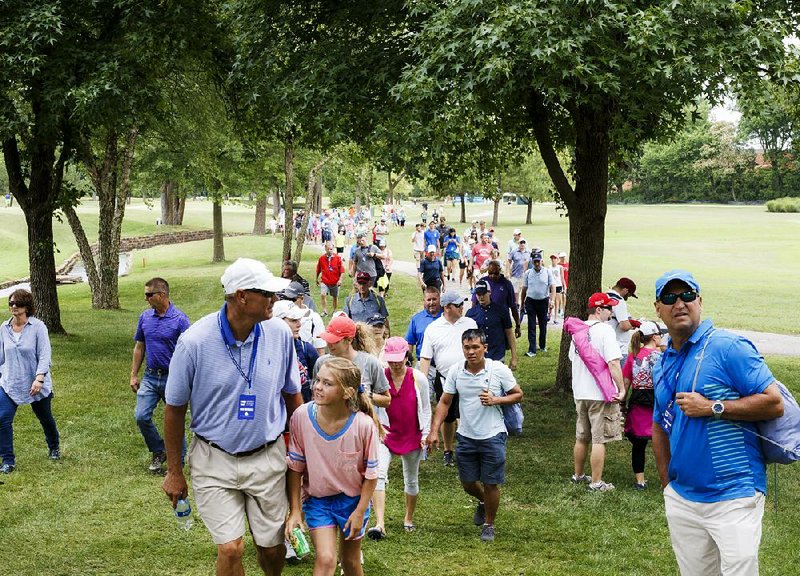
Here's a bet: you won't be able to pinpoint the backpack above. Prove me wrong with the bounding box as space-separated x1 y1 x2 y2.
374 253 386 279
691 332 800 465
563 317 619 403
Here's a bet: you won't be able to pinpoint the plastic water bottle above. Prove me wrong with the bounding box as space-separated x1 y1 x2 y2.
175 498 193 531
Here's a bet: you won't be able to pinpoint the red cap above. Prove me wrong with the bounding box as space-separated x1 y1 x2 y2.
587 292 619 308
319 316 356 343
616 277 638 298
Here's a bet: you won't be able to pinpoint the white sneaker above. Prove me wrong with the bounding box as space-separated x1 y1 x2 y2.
588 481 615 492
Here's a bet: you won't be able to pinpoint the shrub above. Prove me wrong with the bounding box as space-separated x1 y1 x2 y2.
766 197 800 213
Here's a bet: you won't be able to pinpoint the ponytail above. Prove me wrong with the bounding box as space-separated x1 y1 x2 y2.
629 329 657 357
352 322 379 356
322 357 385 440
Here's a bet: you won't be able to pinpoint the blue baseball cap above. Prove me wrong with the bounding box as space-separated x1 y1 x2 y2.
655 270 700 300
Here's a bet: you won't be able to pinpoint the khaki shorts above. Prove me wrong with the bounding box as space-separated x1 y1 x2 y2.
189 436 288 547
574 399 623 444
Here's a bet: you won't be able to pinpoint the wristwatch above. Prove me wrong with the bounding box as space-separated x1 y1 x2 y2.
711 401 725 419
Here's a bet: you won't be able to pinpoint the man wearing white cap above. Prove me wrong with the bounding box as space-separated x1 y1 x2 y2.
163 258 302 576
273 300 318 403
419 290 478 466
505 229 523 276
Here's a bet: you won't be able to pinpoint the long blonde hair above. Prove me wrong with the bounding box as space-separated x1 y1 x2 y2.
351 322 379 356
322 357 384 439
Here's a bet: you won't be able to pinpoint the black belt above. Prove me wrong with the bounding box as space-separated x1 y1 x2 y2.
145 367 169 376
195 433 278 458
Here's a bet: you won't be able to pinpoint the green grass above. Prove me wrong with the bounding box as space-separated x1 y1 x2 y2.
3 234 800 575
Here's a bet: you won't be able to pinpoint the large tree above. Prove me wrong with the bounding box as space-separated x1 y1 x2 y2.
0 1 208 328
395 0 796 389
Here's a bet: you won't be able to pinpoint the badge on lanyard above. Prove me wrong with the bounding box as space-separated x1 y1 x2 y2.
238 395 256 420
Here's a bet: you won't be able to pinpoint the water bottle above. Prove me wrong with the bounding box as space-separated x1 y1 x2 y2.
175 497 193 531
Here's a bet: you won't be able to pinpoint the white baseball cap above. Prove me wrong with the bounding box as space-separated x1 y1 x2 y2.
272 300 310 320
513 228 522 235
220 258 289 295
426 244 437 253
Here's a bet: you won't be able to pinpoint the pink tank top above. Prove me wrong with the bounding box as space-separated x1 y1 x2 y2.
384 367 422 455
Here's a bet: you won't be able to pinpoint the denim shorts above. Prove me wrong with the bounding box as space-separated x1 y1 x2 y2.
303 493 370 540
455 432 507 485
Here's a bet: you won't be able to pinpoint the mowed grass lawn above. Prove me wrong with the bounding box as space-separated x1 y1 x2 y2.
2 234 800 575
1 199 799 334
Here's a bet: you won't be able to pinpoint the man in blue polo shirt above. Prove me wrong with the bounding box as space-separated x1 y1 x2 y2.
163 258 302 576
466 280 517 371
405 286 443 363
130 277 190 474
651 269 783 576
520 254 554 357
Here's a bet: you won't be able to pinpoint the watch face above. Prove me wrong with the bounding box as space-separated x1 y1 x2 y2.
712 401 724 414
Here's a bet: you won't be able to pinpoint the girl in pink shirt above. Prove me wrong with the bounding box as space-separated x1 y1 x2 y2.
286 357 381 576
368 338 432 539
622 321 663 490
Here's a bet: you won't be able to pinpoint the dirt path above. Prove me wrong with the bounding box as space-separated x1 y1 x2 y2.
391 259 800 357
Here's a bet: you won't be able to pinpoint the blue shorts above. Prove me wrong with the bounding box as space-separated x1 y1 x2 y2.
456 432 507 485
302 493 370 540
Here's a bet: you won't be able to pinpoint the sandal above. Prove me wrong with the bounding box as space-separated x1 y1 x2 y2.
366 527 385 541
403 524 416 533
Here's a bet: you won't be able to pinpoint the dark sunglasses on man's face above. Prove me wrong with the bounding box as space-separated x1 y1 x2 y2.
449 302 464 308
600 305 613 311
144 292 161 298
8 301 19 307
659 291 698 305
247 288 275 299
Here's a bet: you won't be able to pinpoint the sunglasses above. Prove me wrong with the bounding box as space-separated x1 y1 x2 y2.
246 288 275 299
659 291 698 305
144 291 162 298
448 302 464 308
600 305 613 311
8 301 20 307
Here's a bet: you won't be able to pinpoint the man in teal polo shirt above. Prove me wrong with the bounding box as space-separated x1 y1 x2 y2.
651 269 783 576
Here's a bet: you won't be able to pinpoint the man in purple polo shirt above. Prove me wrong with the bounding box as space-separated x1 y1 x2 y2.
472 260 522 339
130 277 190 473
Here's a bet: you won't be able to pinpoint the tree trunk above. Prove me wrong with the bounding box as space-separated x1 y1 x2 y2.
294 156 330 262
553 107 610 392
529 95 610 393
282 136 295 262
3 136 66 334
160 180 177 224
366 165 373 209
26 205 65 333
63 205 102 307
354 168 362 213
314 177 323 214
459 192 466 223
176 193 185 225
386 171 393 205
212 198 225 262
525 197 533 224
253 195 267 234
272 186 281 218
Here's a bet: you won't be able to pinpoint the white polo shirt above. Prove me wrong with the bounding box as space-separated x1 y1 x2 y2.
419 315 478 375
444 358 517 440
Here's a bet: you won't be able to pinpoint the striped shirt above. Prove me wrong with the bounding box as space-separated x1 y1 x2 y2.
653 320 774 503
165 305 300 454
287 402 379 498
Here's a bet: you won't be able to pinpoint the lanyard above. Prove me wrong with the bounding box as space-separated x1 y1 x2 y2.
218 313 261 390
